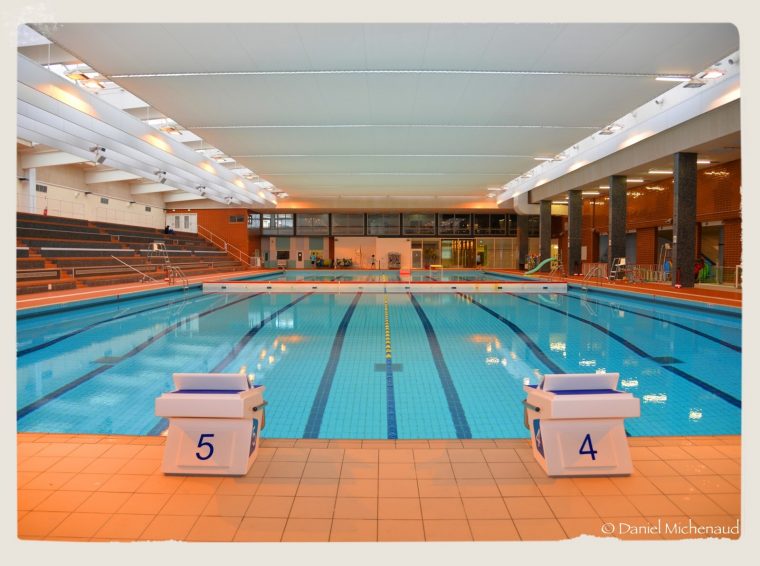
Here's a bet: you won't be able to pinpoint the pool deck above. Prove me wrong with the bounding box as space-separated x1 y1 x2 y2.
16 268 743 542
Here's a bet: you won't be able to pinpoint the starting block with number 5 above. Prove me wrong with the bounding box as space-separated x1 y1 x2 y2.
523 373 639 476
155 373 266 476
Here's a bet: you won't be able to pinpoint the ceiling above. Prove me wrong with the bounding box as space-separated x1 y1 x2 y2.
27 23 739 209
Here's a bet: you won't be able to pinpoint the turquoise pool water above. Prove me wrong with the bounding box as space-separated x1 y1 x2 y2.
16 286 741 438
236 269 528 282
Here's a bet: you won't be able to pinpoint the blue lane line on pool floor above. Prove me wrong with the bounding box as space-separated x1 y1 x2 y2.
17 293 261 421
409 294 472 439
515 294 741 409
460 293 565 374
303 293 363 438
211 293 313 372
383 295 398 439
17 293 203 357
567 292 741 352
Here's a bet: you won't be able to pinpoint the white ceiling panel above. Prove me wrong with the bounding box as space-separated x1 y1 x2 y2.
34 22 739 203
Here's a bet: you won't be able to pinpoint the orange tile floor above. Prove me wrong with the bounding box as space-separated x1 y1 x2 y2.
17 433 740 542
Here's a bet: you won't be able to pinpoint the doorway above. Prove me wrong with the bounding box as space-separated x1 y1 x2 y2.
412 249 423 269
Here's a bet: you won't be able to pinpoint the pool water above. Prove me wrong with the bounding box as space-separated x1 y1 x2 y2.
16 286 741 438
238 269 527 282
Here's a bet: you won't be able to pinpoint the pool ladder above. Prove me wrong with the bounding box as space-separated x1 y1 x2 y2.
166 265 189 289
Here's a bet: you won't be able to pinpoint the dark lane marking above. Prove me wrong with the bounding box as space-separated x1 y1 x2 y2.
383 295 398 439
303 293 363 438
569 292 741 352
409 294 472 439
459 293 564 374
514 294 741 408
211 293 313 372
18 293 206 357
662 365 741 408
17 293 261 420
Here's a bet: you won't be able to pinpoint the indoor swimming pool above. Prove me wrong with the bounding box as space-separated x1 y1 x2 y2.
235 269 529 282
16 285 741 439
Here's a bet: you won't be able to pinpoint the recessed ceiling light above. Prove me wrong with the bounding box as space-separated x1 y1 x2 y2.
700 68 725 80
533 157 554 161
82 80 105 89
697 159 714 164
655 75 691 82
598 185 610 189
648 169 673 175
65 72 89 81
582 191 600 196
487 187 502 191
552 200 568 205
626 178 644 183
159 125 181 135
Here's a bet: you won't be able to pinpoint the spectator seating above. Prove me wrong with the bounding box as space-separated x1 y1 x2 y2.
17 213 249 294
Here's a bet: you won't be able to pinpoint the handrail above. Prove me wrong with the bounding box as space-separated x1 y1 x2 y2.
196 225 260 269
110 255 157 282
166 265 189 288
581 265 605 288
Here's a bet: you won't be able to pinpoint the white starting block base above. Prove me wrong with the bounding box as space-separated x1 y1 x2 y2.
162 416 263 476
524 372 639 477
156 373 266 476
528 417 633 476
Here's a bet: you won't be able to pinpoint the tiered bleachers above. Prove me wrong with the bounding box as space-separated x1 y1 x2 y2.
17 213 248 294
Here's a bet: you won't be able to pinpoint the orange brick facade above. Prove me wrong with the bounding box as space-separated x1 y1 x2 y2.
579 160 741 267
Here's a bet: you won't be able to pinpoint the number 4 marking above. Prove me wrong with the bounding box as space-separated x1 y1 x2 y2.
579 433 598 460
196 433 215 461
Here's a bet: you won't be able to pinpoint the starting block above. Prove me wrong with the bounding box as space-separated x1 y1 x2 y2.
523 373 640 476
155 373 266 476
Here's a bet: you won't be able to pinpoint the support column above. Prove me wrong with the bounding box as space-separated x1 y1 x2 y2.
568 190 582 275
516 215 529 269
25 167 37 213
673 152 697 287
608 175 627 271
539 200 552 272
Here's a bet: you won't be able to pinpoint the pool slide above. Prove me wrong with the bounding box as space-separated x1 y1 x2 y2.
525 257 556 275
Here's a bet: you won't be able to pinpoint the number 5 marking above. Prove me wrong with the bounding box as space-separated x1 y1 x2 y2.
579 433 598 460
196 433 215 461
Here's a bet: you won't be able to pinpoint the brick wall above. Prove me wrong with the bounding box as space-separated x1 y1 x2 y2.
723 218 742 268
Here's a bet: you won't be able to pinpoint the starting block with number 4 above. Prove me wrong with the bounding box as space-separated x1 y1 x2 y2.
155 373 266 476
523 373 640 476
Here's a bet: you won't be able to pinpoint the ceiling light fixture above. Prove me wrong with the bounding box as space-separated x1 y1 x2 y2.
159 125 181 136
655 75 691 82
599 185 610 189
697 159 714 164
700 68 725 80
487 187 502 191
648 169 673 175
552 200 568 205
598 123 623 135
155 170 167 184
683 78 706 88
82 79 105 90
89 146 107 164
626 178 644 183
533 157 554 161
581 191 600 196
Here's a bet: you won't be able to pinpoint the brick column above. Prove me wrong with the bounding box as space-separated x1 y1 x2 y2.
608 175 627 271
539 200 552 272
516 215 530 270
568 190 582 275
673 152 697 287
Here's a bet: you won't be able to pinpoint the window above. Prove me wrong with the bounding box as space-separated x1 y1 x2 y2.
296 213 329 235
145 206 151 212
276 250 290 260
100 197 109 205
473 214 509 236
248 213 261 233
262 213 294 235
402 213 436 235
331 213 364 235
526 215 540 237
35 184 47 193
367 213 400 236
438 213 471 235
229 215 245 223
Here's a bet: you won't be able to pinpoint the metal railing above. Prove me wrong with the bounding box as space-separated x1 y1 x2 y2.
110 255 157 282
166 265 189 288
196 225 261 269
